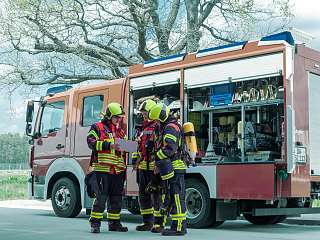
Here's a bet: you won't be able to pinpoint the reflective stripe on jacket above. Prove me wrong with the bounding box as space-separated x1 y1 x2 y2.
87 121 126 174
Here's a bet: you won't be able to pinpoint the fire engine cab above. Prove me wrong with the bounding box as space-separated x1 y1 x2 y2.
26 31 320 228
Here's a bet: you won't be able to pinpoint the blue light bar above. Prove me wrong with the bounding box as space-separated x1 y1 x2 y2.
46 85 72 96
260 31 294 46
196 41 247 58
144 53 186 68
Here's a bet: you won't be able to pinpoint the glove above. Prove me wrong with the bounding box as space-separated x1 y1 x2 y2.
110 142 121 151
145 139 154 152
85 171 101 198
146 181 158 193
146 174 161 193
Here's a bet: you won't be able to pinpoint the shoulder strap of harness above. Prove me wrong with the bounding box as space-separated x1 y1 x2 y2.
167 122 180 132
95 122 109 140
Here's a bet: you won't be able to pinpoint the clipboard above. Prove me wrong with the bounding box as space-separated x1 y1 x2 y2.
115 139 138 153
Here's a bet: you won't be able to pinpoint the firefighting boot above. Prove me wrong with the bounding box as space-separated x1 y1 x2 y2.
151 224 164 233
108 220 128 232
136 222 153 231
90 221 101 233
161 220 187 236
151 215 165 233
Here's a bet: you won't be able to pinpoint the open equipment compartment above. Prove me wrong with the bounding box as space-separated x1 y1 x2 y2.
186 75 284 164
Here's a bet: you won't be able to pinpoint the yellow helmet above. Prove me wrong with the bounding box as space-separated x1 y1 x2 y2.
148 103 170 122
104 102 124 120
139 99 156 112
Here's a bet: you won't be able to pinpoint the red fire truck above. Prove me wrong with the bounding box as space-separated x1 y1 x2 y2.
26 31 320 228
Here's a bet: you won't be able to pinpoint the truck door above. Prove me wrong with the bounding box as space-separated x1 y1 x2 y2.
73 90 108 161
309 72 320 175
33 97 68 173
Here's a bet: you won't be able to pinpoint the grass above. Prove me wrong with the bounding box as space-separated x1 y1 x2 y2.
0 171 29 200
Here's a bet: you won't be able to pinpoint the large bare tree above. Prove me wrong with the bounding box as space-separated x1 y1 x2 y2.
0 0 292 86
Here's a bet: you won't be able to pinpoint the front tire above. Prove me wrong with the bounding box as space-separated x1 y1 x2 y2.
51 177 82 218
185 178 223 228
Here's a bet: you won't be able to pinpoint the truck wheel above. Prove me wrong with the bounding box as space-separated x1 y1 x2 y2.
51 177 82 218
243 214 284 225
273 215 287 223
186 178 223 228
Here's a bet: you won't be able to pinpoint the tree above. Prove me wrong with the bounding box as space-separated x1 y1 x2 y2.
0 0 292 86
0 133 29 170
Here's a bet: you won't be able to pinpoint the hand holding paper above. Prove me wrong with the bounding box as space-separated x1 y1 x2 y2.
115 138 138 153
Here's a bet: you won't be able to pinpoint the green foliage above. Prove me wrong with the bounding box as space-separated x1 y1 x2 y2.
0 133 29 170
0 171 28 200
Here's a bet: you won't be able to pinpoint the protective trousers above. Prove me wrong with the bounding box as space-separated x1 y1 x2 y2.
165 173 187 232
138 170 164 226
89 172 125 224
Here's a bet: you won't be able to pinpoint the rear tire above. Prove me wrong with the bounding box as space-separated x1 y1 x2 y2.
273 215 287 223
186 178 223 228
243 214 285 225
51 177 82 218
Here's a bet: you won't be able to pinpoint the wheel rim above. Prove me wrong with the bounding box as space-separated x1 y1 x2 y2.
54 185 71 210
186 187 203 219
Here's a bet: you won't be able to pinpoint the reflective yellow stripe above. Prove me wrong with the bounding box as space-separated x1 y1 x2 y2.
163 215 167 225
154 210 162 217
173 193 185 231
138 161 155 170
96 141 103 151
157 149 167 160
171 213 186 220
107 212 120 220
161 194 166 203
92 163 111 172
97 158 118 164
98 153 118 158
172 159 187 170
88 130 99 140
174 194 181 215
140 208 154 215
90 211 103 219
132 152 141 158
177 219 182 231
164 133 177 142
161 171 174 180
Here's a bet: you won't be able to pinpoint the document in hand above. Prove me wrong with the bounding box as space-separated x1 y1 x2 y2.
115 139 138 152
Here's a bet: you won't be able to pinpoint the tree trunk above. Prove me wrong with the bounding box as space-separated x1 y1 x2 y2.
185 0 201 52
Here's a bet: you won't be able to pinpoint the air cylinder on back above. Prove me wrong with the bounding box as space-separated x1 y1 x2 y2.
183 122 198 165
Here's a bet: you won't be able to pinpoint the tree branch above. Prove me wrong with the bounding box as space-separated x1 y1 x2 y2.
202 24 235 43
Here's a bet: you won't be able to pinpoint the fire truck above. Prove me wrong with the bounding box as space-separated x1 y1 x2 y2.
26 31 320 228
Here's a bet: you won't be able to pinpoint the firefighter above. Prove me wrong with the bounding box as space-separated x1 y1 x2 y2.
148 103 187 236
87 102 128 233
132 99 165 233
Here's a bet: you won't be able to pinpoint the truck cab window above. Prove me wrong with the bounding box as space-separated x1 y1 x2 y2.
40 101 65 136
82 95 104 126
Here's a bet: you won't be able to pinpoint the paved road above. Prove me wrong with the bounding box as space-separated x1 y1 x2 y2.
1 207 320 240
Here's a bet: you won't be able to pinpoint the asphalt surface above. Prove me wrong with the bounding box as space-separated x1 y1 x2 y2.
1 207 320 240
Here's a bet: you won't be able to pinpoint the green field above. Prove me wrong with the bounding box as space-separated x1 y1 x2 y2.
0 171 28 200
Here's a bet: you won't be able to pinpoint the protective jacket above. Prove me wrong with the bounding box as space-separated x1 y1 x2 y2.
132 120 159 171
155 116 186 180
87 120 126 174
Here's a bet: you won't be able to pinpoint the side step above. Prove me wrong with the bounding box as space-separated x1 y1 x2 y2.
249 207 320 216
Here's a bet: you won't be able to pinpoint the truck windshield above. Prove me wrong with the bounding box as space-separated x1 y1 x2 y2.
40 101 65 136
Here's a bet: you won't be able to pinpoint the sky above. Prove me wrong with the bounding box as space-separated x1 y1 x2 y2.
0 0 320 135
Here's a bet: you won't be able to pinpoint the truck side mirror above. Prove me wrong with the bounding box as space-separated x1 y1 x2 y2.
26 122 32 136
26 101 34 123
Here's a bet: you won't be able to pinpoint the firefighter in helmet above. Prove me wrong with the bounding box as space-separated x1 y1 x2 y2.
87 102 128 233
148 103 187 236
132 99 165 233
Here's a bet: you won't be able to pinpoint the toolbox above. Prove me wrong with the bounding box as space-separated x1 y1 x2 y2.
210 83 235 107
